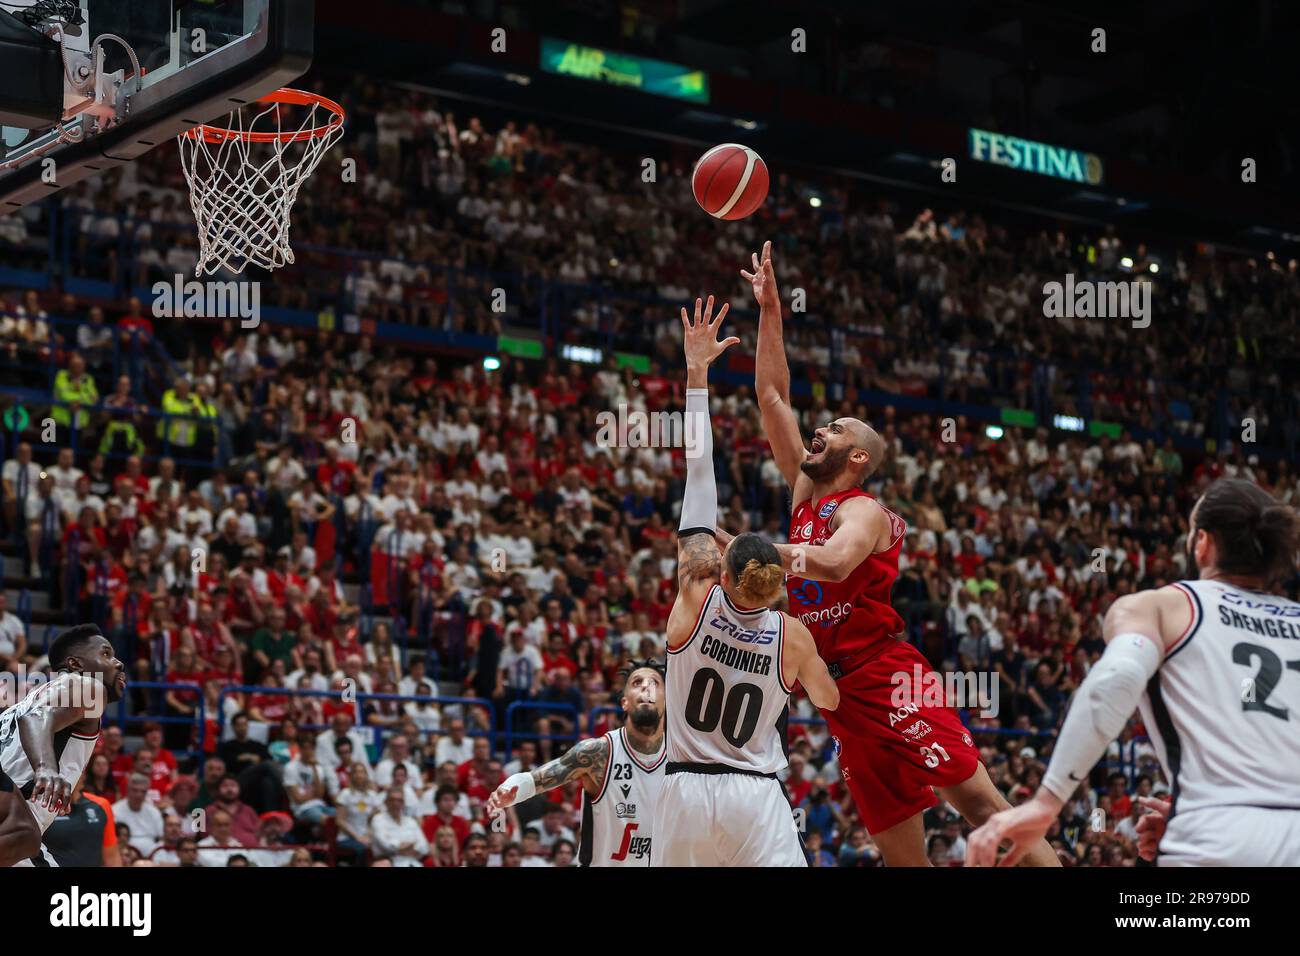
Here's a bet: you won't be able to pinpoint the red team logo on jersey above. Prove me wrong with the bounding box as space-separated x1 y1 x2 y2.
611 822 651 862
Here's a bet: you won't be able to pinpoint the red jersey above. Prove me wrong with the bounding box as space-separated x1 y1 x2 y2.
786 488 906 664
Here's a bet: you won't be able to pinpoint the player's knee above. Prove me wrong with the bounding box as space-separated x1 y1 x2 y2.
958 786 1011 825
1 812 41 862
17 817 41 859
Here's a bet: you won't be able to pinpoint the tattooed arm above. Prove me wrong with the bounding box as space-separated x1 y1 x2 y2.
666 531 721 650
532 735 611 799
487 735 611 812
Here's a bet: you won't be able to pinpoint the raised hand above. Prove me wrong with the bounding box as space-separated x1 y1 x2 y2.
681 295 740 370
740 240 780 312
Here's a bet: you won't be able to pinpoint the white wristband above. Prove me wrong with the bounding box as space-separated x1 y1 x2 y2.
502 771 536 806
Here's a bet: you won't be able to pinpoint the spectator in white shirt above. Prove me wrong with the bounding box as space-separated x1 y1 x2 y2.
287 648 331 693
316 711 372 774
0 591 27 670
2 442 42 524
113 773 165 855
196 808 247 867
369 787 428 866
437 407 480 452
283 734 337 824
46 447 83 497
534 803 576 850
373 733 421 788
334 763 382 864
433 717 475 766
215 490 257 536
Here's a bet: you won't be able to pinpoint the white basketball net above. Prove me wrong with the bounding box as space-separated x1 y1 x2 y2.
178 96 344 276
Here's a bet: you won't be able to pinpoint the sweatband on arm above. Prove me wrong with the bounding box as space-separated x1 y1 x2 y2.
1040 632 1163 802
501 771 536 806
677 388 716 537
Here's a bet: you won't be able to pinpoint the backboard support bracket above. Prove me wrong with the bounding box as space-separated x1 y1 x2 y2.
0 0 314 212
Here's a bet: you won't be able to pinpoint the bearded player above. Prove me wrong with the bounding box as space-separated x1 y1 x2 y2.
488 660 666 866
739 242 1057 867
969 480 1300 866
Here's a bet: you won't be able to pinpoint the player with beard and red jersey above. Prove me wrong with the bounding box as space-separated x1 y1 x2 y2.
735 242 1057 867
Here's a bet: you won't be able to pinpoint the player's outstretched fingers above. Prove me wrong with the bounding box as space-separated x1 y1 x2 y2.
965 827 992 866
997 837 1031 868
967 819 1004 867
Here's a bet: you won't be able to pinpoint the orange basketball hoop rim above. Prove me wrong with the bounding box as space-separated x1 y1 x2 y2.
180 88 346 144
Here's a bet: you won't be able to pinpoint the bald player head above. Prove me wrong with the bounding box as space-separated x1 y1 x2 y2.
801 417 886 486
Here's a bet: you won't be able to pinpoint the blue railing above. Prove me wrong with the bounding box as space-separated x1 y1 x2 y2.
502 700 580 758
112 680 207 762
0 310 165 404
214 685 495 756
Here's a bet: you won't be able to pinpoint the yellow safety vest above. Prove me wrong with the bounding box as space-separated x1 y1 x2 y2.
158 389 199 448
52 371 98 430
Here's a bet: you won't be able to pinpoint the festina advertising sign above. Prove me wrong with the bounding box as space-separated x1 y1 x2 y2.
969 128 1103 185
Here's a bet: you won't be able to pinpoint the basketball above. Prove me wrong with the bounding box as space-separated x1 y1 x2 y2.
692 143 769 220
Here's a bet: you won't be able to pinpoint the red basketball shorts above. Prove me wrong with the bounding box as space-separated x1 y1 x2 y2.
822 639 982 834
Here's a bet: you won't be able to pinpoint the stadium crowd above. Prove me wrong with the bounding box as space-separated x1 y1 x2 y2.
2 73 1298 868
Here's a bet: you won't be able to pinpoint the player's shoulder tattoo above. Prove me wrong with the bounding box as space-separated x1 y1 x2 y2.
534 734 610 792
677 531 720 585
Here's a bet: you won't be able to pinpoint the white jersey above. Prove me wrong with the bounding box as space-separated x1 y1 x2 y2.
578 726 665 867
666 585 791 775
0 674 101 833
1141 579 1300 817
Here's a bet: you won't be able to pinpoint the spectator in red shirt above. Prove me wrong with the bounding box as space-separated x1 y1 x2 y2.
304 590 338 642
140 723 178 779
130 748 173 804
421 784 471 850
187 598 236 668
456 736 495 801
629 577 671 629
266 547 305 602
784 752 814 807
955 536 985 579
540 634 577 681
1106 772 1133 820
117 296 155 341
